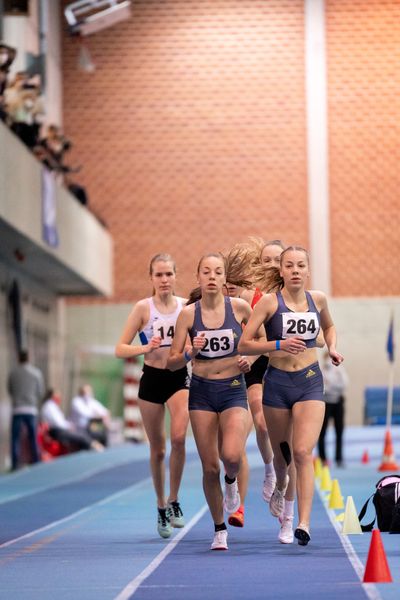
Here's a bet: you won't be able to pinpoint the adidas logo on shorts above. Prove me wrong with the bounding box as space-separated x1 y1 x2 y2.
230 379 241 387
305 369 316 378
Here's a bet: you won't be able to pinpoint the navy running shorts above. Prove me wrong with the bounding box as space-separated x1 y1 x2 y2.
189 373 248 413
262 362 324 409
139 364 189 405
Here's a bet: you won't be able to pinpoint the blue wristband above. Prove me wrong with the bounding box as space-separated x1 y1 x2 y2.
275 340 281 350
184 350 192 362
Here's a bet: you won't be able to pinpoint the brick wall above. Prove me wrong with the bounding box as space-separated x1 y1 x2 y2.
62 0 307 302
62 0 400 302
326 0 400 296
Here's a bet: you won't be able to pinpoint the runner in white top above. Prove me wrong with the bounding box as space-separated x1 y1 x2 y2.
115 253 189 539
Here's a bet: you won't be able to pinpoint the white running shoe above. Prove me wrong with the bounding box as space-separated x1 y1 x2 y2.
167 501 185 528
269 475 289 517
262 470 277 503
278 516 294 544
157 508 172 539
211 530 228 551
223 479 241 513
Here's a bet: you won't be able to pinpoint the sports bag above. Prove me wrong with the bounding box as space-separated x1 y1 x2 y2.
358 475 400 533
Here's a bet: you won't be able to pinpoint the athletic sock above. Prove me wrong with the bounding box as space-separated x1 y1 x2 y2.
264 462 274 475
224 474 236 485
282 499 295 519
215 522 227 532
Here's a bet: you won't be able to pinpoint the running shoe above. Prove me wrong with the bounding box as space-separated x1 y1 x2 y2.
157 508 172 539
262 470 277 503
211 530 228 551
294 525 311 546
228 504 244 527
269 475 289 517
278 516 294 544
167 501 185 528
223 479 241 514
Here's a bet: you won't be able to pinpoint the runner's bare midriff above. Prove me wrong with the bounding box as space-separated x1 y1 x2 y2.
192 354 242 380
269 347 318 372
145 347 172 370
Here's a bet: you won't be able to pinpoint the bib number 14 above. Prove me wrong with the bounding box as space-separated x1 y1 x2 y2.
153 319 175 347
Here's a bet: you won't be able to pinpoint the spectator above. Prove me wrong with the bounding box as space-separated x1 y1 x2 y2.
6 77 45 148
41 389 104 453
70 384 110 446
0 43 16 120
8 349 44 470
39 124 81 173
64 172 89 206
318 351 349 467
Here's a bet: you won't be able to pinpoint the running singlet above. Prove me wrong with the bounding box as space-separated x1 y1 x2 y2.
265 291 320 348
189 296 242 360
139 297 184 348
251 288 263 309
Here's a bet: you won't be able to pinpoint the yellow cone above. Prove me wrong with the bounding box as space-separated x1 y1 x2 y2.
335 512 345 522
314 457 323 480
329 479 344 509
320 465 332 492
342 496 362 535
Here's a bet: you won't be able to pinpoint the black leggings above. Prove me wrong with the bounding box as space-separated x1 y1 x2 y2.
318 397 344 463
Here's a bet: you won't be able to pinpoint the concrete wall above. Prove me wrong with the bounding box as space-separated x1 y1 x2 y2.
0 262 62 471
0 122 113 296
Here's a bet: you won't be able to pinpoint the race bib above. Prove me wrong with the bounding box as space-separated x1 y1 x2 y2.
152 318 176 347
282 312 319 341
197 329 235 358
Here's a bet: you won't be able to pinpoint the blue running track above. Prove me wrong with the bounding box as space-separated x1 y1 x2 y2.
0 427 399 600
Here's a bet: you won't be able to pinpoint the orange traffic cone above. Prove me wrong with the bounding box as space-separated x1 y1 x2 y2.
378 430 399 471
363 529 392 583
361 450 370 464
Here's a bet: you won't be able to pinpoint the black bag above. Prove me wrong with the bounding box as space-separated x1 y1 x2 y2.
358 475 400 533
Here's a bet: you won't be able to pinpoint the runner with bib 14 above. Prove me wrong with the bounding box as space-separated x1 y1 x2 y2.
238 246 343 547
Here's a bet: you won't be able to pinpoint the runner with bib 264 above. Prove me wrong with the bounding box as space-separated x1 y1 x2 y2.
238 245 343 547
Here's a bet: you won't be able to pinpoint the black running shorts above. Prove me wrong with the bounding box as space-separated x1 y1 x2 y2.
245 355 269 389
138 364 190 405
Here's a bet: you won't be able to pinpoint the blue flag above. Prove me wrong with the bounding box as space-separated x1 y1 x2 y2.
387 316 394 363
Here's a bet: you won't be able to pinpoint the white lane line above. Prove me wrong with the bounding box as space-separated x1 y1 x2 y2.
318 487 382 600
114 504 208 600
0 477 152 550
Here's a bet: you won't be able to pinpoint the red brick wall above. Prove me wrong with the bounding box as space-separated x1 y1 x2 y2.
326 0 400 296
62 0 307 302
62 0 400 302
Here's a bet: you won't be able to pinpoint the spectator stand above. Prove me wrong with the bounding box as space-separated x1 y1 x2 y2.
364 387 400 425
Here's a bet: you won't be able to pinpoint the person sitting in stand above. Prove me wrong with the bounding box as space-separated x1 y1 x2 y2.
41 389 104 453
70 384 110 447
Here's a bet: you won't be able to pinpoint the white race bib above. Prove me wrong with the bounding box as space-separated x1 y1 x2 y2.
197 329 235 358
152 318 176 347
282 312 319 340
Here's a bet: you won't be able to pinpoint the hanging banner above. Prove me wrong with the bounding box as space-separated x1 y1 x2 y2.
42 167 59 248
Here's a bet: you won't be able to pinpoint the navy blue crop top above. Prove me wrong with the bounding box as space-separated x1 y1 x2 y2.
189 296 242 360
265 291 320 348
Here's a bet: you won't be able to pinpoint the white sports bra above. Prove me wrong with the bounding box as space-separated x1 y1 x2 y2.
139 296 185 348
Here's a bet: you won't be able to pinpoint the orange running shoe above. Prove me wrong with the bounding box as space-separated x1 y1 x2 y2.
228 504 245 527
